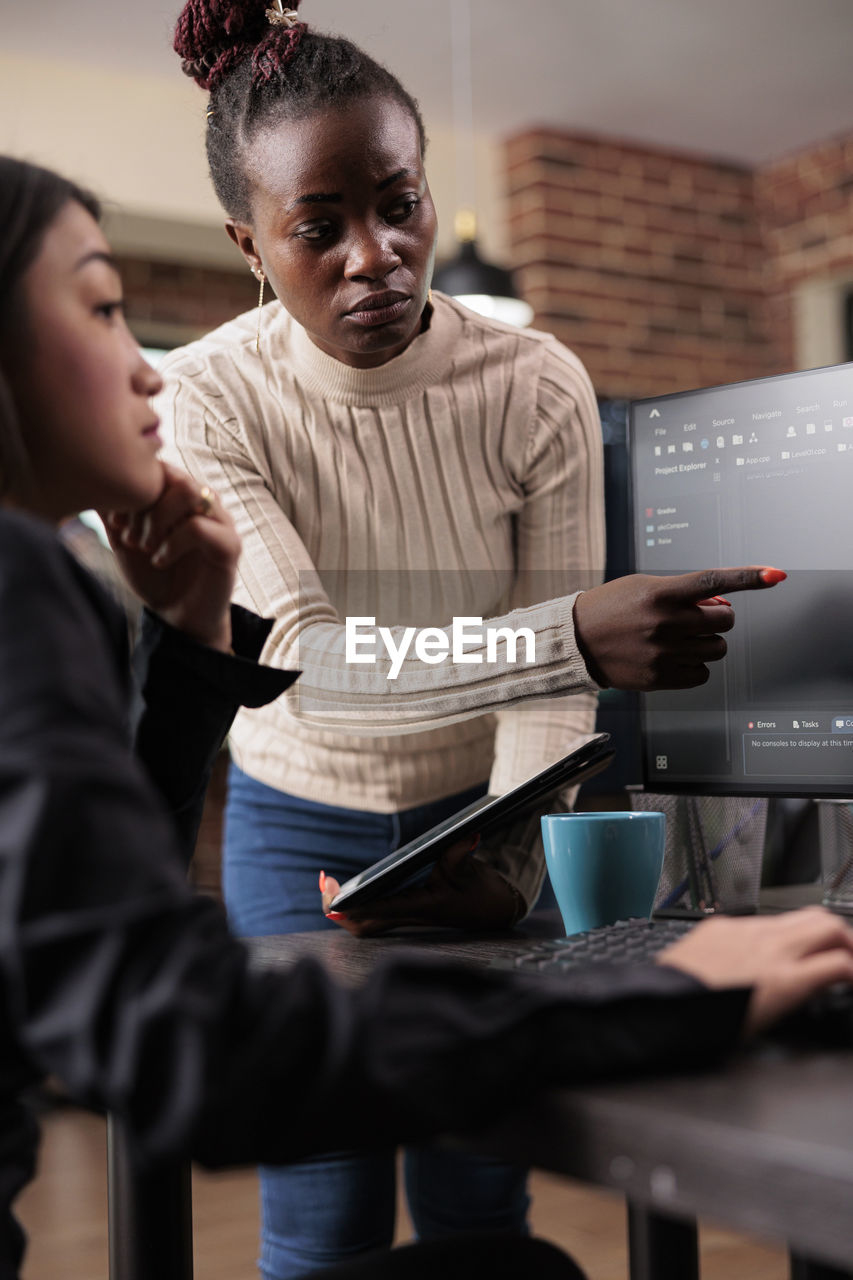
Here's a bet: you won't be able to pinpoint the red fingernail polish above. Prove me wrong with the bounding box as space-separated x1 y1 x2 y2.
325 910 346 921
760 568 787 585
319 870 326 892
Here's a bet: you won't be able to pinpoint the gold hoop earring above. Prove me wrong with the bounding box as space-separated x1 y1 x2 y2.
427 287 433 306
255 269 266 355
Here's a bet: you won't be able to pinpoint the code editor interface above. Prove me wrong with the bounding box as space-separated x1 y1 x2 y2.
631 362 853 795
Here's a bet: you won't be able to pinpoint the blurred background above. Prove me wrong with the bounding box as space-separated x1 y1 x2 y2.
2 0 853 390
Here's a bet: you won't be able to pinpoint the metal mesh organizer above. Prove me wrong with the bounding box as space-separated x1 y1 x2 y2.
629 792 768 913
818 800 853 912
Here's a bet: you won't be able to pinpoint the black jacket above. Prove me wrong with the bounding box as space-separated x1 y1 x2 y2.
0 509 750 1278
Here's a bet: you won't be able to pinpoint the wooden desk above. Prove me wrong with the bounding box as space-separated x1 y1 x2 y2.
250 919 853 1280
108 906 853 1280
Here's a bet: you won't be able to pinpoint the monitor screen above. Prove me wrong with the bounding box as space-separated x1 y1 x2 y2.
629 361 853 797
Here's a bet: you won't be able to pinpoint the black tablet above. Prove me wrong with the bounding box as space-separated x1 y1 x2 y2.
329 732 614 911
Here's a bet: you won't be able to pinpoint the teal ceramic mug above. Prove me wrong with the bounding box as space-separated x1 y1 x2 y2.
540 811 666 937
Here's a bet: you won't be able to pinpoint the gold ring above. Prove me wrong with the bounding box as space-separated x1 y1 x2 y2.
196 485 214 517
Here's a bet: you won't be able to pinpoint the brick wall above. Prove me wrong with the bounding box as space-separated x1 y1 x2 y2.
756 135 853 373
118 255 256 341
505 127 853 400
506 128 777 399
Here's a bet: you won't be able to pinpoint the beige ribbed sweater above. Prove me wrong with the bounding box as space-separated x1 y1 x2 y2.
159 293 605 903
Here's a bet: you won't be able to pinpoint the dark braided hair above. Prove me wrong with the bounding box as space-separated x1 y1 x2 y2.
0 156 101 499
174 0 426 221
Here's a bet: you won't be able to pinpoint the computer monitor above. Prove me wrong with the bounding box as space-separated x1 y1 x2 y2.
629 360 853 798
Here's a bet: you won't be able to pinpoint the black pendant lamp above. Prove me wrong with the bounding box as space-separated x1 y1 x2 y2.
433 209 534 327
431 0 534 328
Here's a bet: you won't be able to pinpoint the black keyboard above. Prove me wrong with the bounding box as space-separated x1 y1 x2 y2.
495 917 696 976
495 916 853 1049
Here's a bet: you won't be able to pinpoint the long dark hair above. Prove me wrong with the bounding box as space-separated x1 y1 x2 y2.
0 156 100 499
173 0 426 220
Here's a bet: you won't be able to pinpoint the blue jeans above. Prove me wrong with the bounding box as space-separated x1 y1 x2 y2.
224 765 531 1280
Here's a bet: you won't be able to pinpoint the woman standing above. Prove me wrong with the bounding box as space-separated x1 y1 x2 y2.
164 4 774 1275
